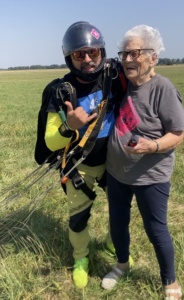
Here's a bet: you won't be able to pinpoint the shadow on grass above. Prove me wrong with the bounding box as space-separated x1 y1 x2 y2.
0 206 161 282
0 207 73 268
0 208 166 300
0 206 118 276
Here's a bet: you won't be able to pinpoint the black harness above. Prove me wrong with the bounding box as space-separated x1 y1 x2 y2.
35 59 127 200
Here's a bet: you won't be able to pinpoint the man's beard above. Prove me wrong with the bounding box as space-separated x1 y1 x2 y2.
80 61 98 73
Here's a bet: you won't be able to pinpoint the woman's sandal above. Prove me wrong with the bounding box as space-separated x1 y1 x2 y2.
165 286 182 300
101 266 126 290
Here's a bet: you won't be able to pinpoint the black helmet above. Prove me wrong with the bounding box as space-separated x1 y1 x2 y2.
62 21 106 82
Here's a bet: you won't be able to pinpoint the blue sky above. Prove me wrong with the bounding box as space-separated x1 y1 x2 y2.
1 0 184 69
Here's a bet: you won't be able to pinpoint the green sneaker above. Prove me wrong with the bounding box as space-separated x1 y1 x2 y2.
106 241 134 267
73 257 89 288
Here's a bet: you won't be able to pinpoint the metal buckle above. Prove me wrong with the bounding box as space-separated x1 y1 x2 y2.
72 174 85 189
60 156 86 182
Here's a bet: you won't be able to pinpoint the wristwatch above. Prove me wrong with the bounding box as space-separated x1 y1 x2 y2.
58 121 74 138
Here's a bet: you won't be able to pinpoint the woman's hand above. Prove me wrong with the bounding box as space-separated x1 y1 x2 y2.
124 131 184 154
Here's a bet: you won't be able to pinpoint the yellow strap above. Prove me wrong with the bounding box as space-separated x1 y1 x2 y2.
61 98 107 169
78 99 107 148
61 130 79 169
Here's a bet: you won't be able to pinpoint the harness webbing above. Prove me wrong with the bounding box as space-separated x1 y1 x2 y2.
71 98 107 157
53 60 124 199
118 70 127 92
66 61 114 160
61 132 79 170
82 62 113 157
59 62 114 199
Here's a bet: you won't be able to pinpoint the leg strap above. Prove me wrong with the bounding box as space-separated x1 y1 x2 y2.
71 172 96 200
62 160 96 200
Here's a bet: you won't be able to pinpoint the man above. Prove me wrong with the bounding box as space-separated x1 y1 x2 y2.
40 21 129 288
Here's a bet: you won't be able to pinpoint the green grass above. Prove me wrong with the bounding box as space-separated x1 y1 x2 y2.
0 67 184 300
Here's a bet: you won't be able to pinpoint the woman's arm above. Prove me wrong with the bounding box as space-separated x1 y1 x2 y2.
125 131 184 154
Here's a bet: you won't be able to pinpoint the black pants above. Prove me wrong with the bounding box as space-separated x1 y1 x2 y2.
107 172 175 285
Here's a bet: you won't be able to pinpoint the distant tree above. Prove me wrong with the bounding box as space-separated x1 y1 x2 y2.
8 66 30 70
158 58 184 65
30 65 44 69
61 64 67 68
158 58 173 65
5 64 68 70
175 58 181 64
47 64 60 69
5 59 184 70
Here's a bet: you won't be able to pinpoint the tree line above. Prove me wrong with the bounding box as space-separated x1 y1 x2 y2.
159 58 184 65
6 64 67 70
1 58 184 70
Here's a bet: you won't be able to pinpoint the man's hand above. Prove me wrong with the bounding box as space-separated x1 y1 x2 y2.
64 101 98 130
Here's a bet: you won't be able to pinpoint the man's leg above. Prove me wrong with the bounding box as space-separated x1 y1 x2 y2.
66 162 105 288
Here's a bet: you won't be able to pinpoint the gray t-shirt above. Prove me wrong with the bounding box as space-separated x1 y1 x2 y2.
106 74 184 185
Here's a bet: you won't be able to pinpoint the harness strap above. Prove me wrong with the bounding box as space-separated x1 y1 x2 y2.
118 71 127 92
61 159 96 200
68 61 114 159
83 62 113 155
73 99 107 156
56 81 77 109
71 173 96 200
61 131 79 170
58 62 114 197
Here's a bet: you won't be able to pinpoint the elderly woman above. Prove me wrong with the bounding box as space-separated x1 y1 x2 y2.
102 25 184 300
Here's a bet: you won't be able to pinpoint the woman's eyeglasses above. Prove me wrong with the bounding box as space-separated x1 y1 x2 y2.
118 49 154 60
72 48 100 61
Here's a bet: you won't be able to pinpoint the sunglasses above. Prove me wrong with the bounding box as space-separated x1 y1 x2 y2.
72 48 100 61
118 49 154 60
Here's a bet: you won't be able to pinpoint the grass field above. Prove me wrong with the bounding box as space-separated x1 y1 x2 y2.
0 66 184 300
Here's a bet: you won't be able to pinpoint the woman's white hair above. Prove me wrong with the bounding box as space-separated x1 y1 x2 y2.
118 25 165 64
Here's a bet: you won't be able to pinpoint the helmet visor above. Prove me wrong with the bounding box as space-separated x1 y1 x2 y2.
72 48 100 61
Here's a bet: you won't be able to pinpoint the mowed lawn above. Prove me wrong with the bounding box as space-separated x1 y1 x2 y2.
0 66 184 300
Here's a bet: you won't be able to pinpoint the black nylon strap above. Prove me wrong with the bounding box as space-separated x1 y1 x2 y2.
82 62 113 158
60 61 114 198
62 159 96 200
71 173 96 200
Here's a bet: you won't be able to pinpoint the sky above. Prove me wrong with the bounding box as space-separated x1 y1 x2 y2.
1 0 184 69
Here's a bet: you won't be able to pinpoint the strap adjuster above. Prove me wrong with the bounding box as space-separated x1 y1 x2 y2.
72 173 85 189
